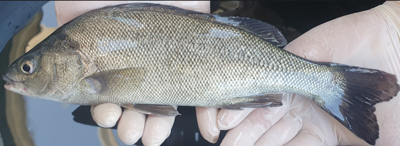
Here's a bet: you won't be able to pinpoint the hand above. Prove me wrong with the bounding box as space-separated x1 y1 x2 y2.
196 1 400 145
55 1 210 145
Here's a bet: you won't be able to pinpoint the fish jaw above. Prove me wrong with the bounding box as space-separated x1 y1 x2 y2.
2 74 12 90
2 74 30 96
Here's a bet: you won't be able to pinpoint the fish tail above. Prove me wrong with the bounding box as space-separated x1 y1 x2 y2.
320 63 400 145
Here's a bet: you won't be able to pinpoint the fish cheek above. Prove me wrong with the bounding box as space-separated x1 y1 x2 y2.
23 77 50 96
22 53 80 98
23 55 56 97
48 52 85 97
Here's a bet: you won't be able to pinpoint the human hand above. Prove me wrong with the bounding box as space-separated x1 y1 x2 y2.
196 1 400 145
55 1 210 145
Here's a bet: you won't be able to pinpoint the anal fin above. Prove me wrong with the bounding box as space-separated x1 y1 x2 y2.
220 93 283 109
121 103 180 116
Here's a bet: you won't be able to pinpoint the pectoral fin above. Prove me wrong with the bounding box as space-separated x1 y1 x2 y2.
85 76 106 93
121 103 180 116
83 67 147 94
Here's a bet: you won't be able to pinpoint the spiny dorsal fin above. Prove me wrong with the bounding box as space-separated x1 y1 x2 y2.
94 3 287 47
214 16 287 47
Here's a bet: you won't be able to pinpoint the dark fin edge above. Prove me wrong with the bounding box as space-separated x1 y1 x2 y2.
220 93 283 109
93 3 287 48
322 64 400 145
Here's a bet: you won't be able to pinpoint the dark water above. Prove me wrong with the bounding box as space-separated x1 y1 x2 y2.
0 6 43 146
0 1 384 146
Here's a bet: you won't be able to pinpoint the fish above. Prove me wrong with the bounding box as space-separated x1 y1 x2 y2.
1 3 399 145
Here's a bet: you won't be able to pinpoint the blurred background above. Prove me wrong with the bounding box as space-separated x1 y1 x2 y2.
0 1 385 146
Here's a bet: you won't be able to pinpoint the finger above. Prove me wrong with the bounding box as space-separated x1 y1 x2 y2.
217 108 254 130
55 1 210 27
117 110 146 145
195 107 220 143
91 103 122 128
141 115 175 146
333 118 369 145
254 113 302 146
337 130 370 146
220 106 288 146
169 1 210 13
55 1 127 27
284 131 324 146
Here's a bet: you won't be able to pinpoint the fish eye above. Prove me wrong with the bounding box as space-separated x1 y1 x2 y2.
20 60 34 74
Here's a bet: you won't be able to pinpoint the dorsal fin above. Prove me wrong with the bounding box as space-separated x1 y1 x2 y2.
94 3 287 47
214 16 287 47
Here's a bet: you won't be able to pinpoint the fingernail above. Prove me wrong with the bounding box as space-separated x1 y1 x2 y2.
217 112 240 130
145 142 161 146
97 123 110 128
97 116 117 128
217 119 231 130
96 110 120 128
208 126 220 143
144 135 163 146
212 135 219 143
122 130 141 145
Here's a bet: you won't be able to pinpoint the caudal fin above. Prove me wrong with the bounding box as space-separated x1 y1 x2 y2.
321 64 400 145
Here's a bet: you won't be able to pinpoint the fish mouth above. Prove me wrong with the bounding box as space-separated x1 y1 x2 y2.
2 74 13 90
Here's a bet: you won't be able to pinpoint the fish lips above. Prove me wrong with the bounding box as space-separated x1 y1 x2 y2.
2 74 26 94
2 74 13 90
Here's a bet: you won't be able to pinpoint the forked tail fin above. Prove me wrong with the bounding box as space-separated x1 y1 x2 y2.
320 63 400 145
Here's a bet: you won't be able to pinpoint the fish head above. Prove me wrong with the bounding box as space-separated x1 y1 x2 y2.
3 48 45 96
3 33 85 102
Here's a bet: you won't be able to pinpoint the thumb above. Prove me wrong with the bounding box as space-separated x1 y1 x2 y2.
283 3 391 64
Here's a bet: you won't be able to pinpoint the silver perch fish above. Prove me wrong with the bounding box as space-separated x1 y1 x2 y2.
2 3 399 145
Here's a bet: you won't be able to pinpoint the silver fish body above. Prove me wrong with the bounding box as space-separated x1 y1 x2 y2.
55 4 335 106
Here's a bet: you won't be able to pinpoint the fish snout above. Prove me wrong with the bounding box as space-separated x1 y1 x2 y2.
2 74 12 90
